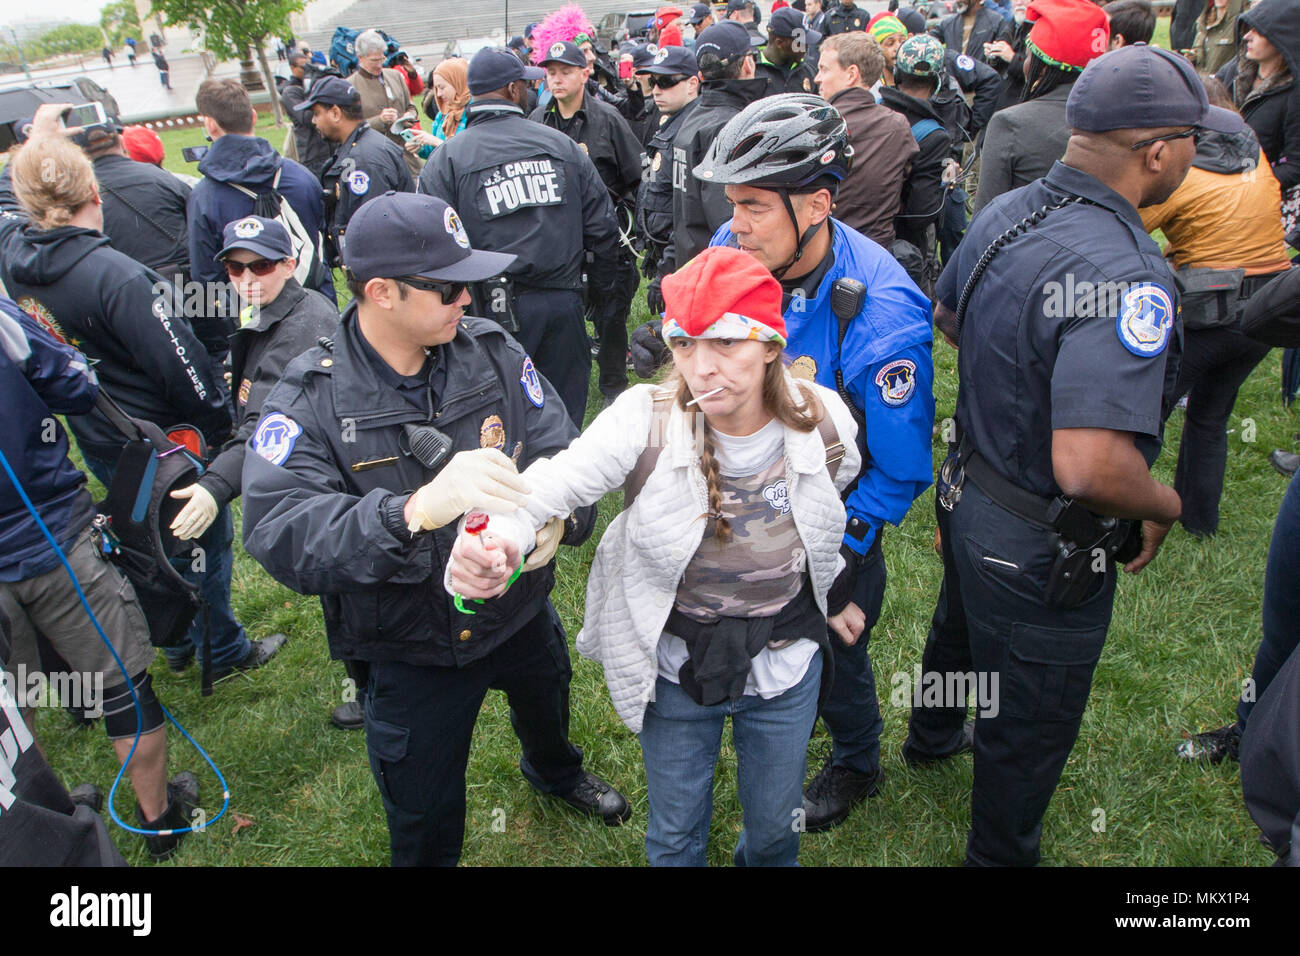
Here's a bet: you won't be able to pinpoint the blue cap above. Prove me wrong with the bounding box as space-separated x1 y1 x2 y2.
294 75 360 111
694 21 752 63
342 192 516 282
630 43 659 69
538 40 587 69
467 47 545 95
769 7 822 45
1066 44 1244 135
217 216 294 261
636 45 699 75
689 2 711 23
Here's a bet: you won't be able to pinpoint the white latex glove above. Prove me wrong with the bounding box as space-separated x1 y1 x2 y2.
405 448 530 533
523 516 565 572
170 484 219 540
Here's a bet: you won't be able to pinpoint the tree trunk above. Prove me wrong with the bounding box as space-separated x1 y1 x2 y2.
239 44 264 90
255 41 284 127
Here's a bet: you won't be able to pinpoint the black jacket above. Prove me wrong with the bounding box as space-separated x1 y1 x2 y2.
938 49 1001 145
0 213 231 462
321 121 415 256
198 279 340 508
879 86 952 248
931 6 1013 63
638 98 700 264
418 100 620 295
91 153 191 280
279 76 333 177
241 308 586 667
667 77 768 275
1216 0 1300 193
755 51 818 97
824 3 869 35
530 90 643 206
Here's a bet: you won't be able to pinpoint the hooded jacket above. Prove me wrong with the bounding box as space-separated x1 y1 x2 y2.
1140 128 1292 275
0 212 231 463
1216 0 1300 192
879 86 953 248
187 134 331 346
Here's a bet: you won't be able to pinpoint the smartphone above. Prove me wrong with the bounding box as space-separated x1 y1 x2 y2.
618 60 633 80
62 102 106 128
400 128 416 142
181 145 208 163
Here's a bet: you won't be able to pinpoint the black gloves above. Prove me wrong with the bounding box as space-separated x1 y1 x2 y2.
646 275 665 317
629 319 670 380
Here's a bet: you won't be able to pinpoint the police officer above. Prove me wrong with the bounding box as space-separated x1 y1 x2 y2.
241 191 630 866
756 8 822 95
696 95 936 832
659 21 767 310
636 46 700 287
418 47 621 428
532 40 642 406
280 51 335 178
904 45 1241 866
824 0 870 35
296 76 414 265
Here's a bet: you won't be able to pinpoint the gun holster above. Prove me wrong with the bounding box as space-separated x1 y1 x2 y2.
470 276 518 333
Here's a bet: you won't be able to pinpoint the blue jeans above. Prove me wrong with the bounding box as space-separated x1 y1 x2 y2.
82 453 251 669
639 651 823 867
1238 473 1300 729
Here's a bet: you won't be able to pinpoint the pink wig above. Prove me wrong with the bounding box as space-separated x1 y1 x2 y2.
531 5 597 63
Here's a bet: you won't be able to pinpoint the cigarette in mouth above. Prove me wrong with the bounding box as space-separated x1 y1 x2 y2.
686 387 724 406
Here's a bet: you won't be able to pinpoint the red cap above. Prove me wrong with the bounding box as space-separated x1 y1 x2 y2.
772 0 790 9
1026 0 1110 71
654 5 684 28
121 125 165 165
661 247 787 344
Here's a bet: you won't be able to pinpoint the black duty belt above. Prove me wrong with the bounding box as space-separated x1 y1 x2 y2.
963 449 1112 546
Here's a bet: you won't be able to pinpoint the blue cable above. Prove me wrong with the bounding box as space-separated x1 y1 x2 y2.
0 444 229 840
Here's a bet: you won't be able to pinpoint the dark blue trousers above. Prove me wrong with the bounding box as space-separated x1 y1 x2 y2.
363 602 586 866
512 289 590 430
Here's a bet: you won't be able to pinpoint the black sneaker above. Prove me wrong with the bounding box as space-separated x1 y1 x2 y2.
902 719 975 767
555 771 631 826
137 771 200 861
330 699 364 730
210 634 287 682
802 759 884 833
1175 724 1240 764
1269 449 1299 478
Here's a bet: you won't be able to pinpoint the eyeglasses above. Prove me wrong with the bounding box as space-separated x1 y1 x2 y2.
224 258 282 277
1128 127 1201 151
648 74 687 90
398 276 468 305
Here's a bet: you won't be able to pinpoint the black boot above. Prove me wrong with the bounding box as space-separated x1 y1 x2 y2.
137 771 200 861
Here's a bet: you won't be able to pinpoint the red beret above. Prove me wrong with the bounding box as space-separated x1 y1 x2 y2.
661 246 787 344
1026 0 1110 71
121 125 165 165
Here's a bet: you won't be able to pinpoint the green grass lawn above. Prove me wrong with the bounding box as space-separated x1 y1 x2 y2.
28 105 1296 868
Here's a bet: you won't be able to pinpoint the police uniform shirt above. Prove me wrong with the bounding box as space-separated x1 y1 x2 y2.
638 99 701 249
755 53 818 96
322 122 415 242
530 92 644 204
936 160 1181 500
824 3 870 34
418 101 620 294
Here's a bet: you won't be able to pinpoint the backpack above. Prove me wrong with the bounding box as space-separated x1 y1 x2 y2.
92 391 203 651
230 167 328 292
328 26 400 76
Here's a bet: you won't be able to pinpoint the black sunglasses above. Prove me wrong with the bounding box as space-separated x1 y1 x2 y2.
1129 127 1201 151
398 276 468 305
648 74 688 90
224 257 283 277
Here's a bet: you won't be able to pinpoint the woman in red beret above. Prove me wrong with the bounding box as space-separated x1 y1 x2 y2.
447 245 862 866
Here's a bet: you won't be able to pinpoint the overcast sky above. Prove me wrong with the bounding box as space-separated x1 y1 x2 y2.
5 0 115 27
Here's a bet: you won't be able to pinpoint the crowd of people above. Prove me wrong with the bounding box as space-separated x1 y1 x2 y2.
1 0 1298 868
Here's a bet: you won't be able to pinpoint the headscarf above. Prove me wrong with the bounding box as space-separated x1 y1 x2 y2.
432 57 471 140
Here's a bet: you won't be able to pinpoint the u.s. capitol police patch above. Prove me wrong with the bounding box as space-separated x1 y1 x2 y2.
346 169 370 196
956 54 975 71
875 358 917 407
1116 284 1173 358
520 357 544 407
252 413 302 466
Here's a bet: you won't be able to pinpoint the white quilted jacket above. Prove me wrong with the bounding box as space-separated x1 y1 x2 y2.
518 377 861 732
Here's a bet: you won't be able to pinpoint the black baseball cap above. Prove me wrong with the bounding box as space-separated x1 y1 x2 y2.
636 45 699 75
217 216 294 261
538 40 588 69
467 46 544 96
688 2 711 23
694 21 752 62
294 75 361 110
1066 44 1244 135
630 43 659 69
769 7 822 45
343 192 516 283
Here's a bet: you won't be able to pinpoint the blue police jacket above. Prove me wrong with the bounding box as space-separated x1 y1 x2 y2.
711 218 936 554
0 296 99 581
